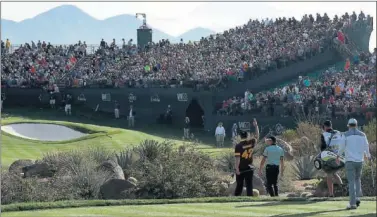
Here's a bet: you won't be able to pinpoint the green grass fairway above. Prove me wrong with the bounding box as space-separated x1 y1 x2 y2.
3 201 376 217
1 116 228 167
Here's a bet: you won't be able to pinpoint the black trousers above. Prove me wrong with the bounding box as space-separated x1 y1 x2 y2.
266 164 280 197
234 170 254 196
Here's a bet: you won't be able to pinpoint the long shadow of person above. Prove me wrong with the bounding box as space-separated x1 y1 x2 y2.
269 209 373 217
235 201 319 208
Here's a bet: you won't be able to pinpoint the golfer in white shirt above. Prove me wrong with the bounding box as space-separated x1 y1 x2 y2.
215 122 226 147
337 118 371 210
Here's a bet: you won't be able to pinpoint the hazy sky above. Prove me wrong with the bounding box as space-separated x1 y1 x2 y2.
2 2 376 50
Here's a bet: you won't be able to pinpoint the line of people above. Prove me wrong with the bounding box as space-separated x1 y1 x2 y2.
232 118 371 211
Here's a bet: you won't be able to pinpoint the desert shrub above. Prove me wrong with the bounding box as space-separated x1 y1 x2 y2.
370 142 377 160
64 159 112 199
291 155 318 180
295 122 321 154
281 129 298 142
41 150 86 173
87 146 113 164
134 140 173 162
115 149 138 179
364 119 376 159
290 137 318 156
364 118 376 144
1 172 73 204
217 150 235 173
131 147 226 199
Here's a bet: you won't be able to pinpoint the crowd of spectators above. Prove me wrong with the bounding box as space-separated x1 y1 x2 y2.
218 49 376 120
2 11 372 89
1 40 87 89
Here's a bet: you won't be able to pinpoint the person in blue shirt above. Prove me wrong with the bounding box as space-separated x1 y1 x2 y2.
259 136 284 197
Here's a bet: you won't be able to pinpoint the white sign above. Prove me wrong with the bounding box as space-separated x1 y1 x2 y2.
102 93 111 102
78 93 86 101
238 122 251 131
177 93 188 102
129 93 136 103
150 94 160 102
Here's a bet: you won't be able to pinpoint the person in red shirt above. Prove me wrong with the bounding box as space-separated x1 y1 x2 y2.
30 65 36 74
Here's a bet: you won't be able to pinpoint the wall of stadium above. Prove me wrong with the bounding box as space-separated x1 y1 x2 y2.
2 48 347 132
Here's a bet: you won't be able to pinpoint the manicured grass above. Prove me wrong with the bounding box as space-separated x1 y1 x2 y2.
3 196 376 212
3 200 376 217
1 116 229 167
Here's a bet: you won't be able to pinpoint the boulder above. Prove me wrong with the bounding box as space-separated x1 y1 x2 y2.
22 163 55 178
253 174 266 195
227 174 266 196
99 179 137 199
98 160 125 180
276 138 294 161
286 192 299 197
300 192 313 198
312 180 328 197
9 159 34 174
127 177 138 185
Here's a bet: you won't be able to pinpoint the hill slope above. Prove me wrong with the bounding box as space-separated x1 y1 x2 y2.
1 5 215 44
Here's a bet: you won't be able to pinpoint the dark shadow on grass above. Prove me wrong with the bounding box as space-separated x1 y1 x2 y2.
269 209 346 217
235 201 319 208
351 214 377 217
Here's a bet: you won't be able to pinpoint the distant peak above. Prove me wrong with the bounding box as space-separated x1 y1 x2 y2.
33 4 94 20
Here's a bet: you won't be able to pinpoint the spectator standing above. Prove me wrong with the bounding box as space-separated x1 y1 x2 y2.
232 123 238 141
259 136 284 197
64 94 72 115
49 94 55 109
183 117 190 139
114 101 120 119
215 122 226 147
5 39 10 53
128 105 135 127
337 118 371 210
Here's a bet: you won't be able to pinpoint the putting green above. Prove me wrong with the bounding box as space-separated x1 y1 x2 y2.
1 116 227 167
3 201 376 217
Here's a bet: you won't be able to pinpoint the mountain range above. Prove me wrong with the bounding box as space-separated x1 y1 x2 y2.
1 5 216 45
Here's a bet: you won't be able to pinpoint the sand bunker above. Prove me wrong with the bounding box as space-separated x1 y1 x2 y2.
2 123 88 141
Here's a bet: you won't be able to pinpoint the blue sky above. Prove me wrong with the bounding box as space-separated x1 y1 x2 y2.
2 2 376 50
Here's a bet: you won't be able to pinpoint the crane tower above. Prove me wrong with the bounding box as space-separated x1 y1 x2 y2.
136 13 152 49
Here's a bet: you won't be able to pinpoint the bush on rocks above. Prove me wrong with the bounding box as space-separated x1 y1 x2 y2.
130 146 227 199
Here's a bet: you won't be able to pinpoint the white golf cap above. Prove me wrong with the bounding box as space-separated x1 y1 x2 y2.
348 118 358 126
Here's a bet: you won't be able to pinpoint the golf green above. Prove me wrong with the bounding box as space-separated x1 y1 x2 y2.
3 201 376 217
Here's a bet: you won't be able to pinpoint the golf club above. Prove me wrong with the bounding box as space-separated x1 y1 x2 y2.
230 165 256 178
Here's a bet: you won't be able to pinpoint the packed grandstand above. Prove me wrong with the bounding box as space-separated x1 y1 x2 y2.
1 11 375 121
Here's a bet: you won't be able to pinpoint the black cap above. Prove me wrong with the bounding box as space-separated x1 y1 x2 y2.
323 120 332 127
266 136 276 143
239 130 248 139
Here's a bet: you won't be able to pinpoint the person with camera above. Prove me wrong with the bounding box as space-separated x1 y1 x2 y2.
234 119 259 196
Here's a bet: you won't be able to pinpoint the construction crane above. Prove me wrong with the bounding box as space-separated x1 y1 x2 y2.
135 13 147 28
